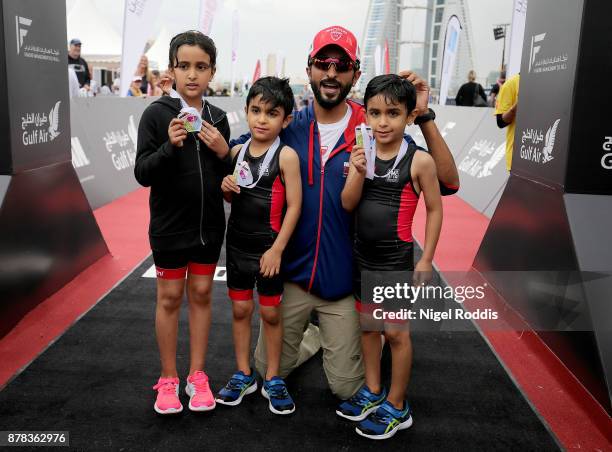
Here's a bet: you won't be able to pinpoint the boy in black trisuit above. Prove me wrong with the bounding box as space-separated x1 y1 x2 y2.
339 74 443 439
217 77 302 415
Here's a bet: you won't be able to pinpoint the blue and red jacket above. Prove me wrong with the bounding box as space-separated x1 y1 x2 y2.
230 100 458 300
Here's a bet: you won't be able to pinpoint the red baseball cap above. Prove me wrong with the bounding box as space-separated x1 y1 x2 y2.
309 26 360 63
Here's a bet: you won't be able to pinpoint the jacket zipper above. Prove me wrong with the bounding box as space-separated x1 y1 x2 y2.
195 138 206 246
307 144 349 292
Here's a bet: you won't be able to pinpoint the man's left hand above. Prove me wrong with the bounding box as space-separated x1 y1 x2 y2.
398 70 430 116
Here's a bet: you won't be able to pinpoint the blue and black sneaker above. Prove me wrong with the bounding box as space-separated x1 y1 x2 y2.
355 400 413 440
215 371 258 406
336 385 387 421
261 377 295 415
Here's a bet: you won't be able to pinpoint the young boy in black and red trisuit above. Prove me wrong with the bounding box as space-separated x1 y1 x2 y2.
339 74 443 439
216 77 302 415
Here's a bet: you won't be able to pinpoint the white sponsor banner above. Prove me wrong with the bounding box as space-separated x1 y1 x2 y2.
438 15 461 106
229 9 239 97
374 44 383 76
507 0 528 77
119 0 161 98
199 0 218 36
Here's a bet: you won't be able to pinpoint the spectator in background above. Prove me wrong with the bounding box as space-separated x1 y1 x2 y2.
495 73 520 171
134 55 151 94
68 66 80 98
455 70 486 107
68 38 91 88
148 70 163 96
489 70 506 107
127 76 144 97
99 85 112 96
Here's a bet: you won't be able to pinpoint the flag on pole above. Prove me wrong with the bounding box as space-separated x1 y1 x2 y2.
374 44 382 76
439 15 462 105
384 39 390 74
252 59 261 84
229 9 239 97
198 0 217 36
507 0 528 77
120 0 162 98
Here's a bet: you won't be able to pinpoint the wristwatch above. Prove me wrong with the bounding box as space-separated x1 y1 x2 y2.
414 108 436 126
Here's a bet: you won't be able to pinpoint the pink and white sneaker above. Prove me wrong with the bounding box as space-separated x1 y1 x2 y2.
153 377 183 414
185 370 216 412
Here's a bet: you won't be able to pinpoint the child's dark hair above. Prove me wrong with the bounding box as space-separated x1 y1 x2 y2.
246 77 295 117
168 30 217 68
364 74 417 113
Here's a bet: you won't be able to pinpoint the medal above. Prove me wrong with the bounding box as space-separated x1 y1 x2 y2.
234 137 281 188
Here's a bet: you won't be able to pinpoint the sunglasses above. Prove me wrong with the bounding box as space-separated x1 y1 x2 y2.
310 57 357 73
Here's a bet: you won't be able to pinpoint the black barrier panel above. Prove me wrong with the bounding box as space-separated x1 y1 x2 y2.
510 0 583 188
1 0 70 174
475 0 612 413
565 0 612 194
0 0 108 339
474 176 611 413
0 161 108 338
0 10 10 173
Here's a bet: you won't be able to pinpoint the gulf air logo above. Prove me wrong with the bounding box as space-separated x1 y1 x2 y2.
15 16 32 55
529 33 546 73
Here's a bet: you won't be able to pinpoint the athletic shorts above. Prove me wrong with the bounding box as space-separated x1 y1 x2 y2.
152 242 222 280
353 239 414 315
226 244 283 306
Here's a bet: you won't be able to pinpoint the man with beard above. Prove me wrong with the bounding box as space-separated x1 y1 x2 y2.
230 26 459 401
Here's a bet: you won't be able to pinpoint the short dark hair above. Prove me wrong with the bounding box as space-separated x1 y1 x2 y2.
246 77 295 118
168 30 217 69
364 74 417 113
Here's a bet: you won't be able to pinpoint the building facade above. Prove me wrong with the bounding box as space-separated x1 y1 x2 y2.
358 0 403 92
361 0 475 99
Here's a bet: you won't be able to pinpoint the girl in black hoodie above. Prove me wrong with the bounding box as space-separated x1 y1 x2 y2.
134 31 230 415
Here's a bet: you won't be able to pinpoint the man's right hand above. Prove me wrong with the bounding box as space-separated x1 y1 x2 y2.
168 118 187 148
350 145 367 174
221 175 240 194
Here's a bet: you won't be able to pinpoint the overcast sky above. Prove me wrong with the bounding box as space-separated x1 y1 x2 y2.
66 0 513 84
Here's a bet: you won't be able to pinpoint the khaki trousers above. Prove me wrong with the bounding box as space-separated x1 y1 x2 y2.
254 282 364 400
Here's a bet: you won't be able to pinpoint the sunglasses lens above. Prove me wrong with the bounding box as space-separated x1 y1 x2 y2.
313 58 353 72
335 61 352 72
